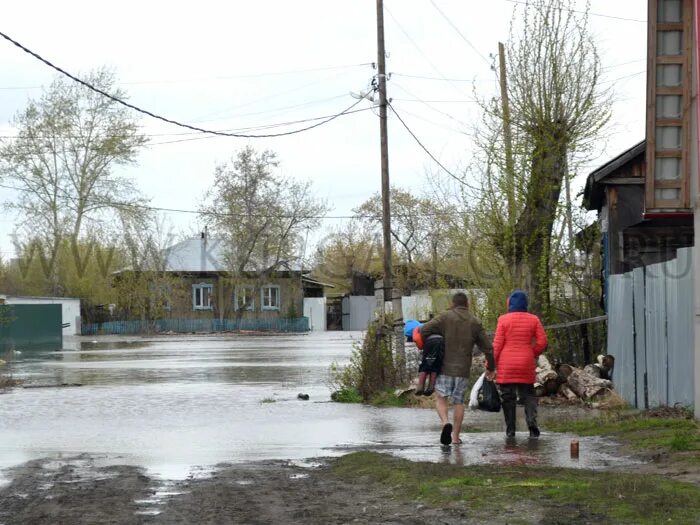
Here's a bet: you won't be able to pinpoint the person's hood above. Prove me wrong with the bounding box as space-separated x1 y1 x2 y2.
507 290 528 313
404 319 422 337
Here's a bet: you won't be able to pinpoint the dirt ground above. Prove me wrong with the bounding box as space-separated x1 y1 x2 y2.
0 456 472 525
1 439 698 525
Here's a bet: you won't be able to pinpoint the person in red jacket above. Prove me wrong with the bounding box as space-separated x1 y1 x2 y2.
493 290 547 438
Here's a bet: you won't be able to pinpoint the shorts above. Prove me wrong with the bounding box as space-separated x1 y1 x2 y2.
435 374 469 405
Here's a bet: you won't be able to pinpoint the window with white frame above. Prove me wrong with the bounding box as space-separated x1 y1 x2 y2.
234 286 255 311
192 283 213 310
261 285 281 310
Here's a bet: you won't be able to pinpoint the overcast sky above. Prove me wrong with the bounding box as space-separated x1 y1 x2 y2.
0 0 647 260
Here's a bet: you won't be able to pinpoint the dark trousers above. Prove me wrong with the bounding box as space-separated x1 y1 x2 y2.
500 383 538 428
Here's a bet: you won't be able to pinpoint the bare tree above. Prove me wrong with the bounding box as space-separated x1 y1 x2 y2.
473 0 611 319
199 146 329 318
312 221 382 294
0 68 148 293
355 187 451 294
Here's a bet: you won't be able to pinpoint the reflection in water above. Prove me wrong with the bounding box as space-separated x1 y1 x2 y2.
1 332 639 480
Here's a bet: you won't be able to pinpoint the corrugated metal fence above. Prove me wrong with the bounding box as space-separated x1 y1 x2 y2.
81 317 310 335
608 247 694 408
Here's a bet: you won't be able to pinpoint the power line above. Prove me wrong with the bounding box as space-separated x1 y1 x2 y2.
393 98 479 104
387 102 481 192
390 81 472 127
0 63 374 90
0 182 471 220
384 6 472 98
391 59 645 83
428 0 492 66
0 106 377 144
0 30 363 139
392 73 477 82
502 0 646 23
389 104 466 135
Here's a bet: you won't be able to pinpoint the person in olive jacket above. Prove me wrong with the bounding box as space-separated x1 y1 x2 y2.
493 290 548 438
421 292 495 446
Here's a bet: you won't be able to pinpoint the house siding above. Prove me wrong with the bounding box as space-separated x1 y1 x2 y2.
166 274 303 320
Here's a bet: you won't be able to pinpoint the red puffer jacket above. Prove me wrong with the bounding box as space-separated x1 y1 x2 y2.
493 312 547 384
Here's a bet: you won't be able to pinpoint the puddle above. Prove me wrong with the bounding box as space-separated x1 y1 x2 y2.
0 332 640 481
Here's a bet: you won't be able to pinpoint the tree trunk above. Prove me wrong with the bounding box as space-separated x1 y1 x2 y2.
513 125 568 319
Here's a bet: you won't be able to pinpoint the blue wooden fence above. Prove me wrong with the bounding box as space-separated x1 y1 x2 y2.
81 317 310 335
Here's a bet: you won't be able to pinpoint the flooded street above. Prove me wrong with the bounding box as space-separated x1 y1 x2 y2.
1 332 637 483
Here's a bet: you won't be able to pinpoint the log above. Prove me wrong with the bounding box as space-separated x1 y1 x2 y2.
536 370 560 395
558 363 574 380
566 368 613 400
534 382 546 397
558 383 578 401
583 364 602 379
535 354 560 395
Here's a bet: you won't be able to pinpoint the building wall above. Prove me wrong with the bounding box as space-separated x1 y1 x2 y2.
167 274 303 320
2 296 81 336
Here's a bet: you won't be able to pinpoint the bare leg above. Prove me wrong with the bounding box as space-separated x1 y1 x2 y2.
436 395 449 425
452 403 465 443
415 372 427 394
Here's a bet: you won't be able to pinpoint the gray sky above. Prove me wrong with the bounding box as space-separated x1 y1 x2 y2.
0 0 647 260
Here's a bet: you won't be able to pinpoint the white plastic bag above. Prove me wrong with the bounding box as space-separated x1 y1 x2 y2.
468 372 485 409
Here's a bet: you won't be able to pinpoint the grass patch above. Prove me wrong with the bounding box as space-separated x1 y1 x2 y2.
330 387 363 403
260 397 276 404
333 452 700 524
369 390 413 407
543 410 700 453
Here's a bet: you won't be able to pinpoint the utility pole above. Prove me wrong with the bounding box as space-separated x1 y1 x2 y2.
376 0 406 379
498 42 517 282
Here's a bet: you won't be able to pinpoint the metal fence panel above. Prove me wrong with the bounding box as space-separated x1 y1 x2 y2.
632 267 647 409
645 262 669 407
341 296 376 331
666 247 694 406
607 274 636 405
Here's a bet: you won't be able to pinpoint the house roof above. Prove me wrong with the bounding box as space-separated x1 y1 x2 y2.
116 237 306 274
301 276 336 288
583 140 645 211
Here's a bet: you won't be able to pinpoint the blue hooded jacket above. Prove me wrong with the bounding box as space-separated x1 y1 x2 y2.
404 319 422 338
507 290 528 313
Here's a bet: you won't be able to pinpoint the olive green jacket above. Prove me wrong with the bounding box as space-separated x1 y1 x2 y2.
420 306 494 378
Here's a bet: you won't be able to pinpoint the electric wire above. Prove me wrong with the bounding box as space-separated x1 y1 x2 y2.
0 30 363 139
502 0 646 23
0 63 374 90
387 102 481 192
0 106 377 144
428 0 492 66
0 181 470 220
384 6 473 98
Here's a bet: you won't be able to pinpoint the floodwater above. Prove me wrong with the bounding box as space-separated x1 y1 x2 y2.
0 332 639 481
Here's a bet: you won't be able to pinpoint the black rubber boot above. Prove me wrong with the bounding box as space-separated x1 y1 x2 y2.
528 426 540 438
503 404 516 437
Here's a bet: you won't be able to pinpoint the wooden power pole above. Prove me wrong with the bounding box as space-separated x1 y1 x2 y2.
376 0 405 379
498 42 517 280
